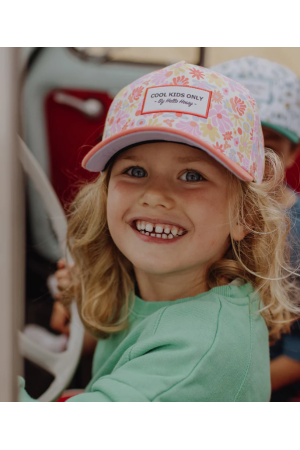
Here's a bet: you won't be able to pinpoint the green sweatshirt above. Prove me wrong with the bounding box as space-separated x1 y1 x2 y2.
19 282 271 402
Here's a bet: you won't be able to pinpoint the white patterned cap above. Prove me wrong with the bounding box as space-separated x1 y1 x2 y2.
211 56 300 143
83 61 265 183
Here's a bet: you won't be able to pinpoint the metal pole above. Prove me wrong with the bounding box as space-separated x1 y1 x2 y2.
0 47 24 402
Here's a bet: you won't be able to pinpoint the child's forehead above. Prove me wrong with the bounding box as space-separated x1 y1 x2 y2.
116 142 228 172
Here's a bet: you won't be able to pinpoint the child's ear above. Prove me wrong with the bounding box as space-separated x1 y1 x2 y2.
231 222 249 242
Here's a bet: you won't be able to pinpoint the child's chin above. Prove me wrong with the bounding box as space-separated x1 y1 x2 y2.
133 259 180 275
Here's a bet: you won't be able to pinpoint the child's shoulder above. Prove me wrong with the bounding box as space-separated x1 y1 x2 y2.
145 282 264 348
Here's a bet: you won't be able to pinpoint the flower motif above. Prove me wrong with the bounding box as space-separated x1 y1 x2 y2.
192 80 212 90
175 120 202 137
111 111 130 134
206 73 226 88
123 99 130 109
234 137 239 146
121 119 129 131
199 119 220 142
253 115 261 134
224 100 233 113
229 149 238 162
211 90 224 104
228 80 246 94
171 76 189 86
213 142 224 152
147 118 163 127
229 113 243 127
163 119 174 127
114 100 122 113
223 131 232 141
239 132 252 158
136 117 146 127
237 152 244 163
230 97 246 116
189 68 205 80
167 62 186 76
245 94 256 110
243 157 250 171
209 105 231 133
224 141 231 150
243 122 250 133
152 69 171 85
222 87 229 95
246 108 254 126
126 102 139 114
251 146 258 160
128 86 144 103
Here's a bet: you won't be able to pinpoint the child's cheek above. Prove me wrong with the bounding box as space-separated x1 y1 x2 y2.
107 180 137 219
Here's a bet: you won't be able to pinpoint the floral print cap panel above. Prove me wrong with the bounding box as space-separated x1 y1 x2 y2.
83 61 265 183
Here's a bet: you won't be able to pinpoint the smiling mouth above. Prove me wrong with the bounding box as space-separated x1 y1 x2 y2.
132 220 187 240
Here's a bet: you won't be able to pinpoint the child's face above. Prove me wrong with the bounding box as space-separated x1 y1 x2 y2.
107 142 242 279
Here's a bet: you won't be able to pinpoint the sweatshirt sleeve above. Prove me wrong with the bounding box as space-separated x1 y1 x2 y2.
19 297 222 402
67 299 222 402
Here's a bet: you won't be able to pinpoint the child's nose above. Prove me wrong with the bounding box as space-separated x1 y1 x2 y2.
139 178 176 210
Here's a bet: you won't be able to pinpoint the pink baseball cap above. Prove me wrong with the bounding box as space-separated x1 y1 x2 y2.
83 61 265 183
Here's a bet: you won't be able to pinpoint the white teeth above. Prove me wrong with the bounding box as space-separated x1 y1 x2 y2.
145 223 153 232
135 220 186 238
171 227 178 236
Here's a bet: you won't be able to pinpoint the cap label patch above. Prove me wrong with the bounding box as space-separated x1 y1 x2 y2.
141 85 212 118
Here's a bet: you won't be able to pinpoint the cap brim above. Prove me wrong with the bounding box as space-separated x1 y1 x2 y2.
82 127 254 182
261 122 300 144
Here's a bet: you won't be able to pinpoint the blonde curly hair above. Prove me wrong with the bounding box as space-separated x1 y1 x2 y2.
63 148 300 341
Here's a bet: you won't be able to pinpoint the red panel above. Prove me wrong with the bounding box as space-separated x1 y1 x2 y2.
45 89 113 208
286 154 300 192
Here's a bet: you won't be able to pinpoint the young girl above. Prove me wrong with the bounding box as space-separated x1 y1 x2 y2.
20 61 300 402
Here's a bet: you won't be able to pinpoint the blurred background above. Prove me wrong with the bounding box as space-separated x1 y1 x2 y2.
2 47 300 401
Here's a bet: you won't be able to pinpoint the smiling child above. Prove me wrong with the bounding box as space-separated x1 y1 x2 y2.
20 61 300 402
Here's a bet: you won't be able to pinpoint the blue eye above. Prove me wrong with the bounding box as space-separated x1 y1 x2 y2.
126 166 147 177
179 171 204 182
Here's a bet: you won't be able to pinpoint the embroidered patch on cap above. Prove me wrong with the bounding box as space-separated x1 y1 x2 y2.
141 85 212 118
